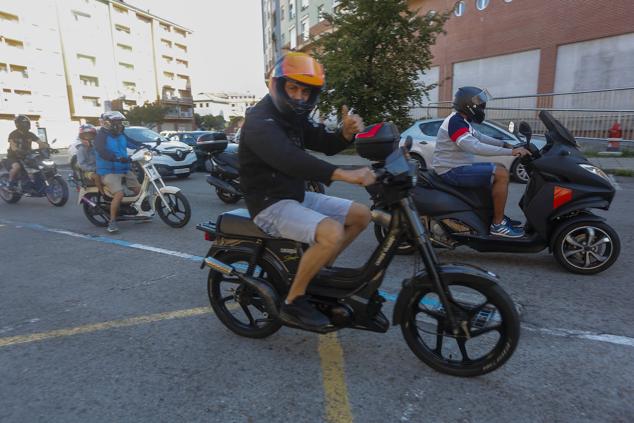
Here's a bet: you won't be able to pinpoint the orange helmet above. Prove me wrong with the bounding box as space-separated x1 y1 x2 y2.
269 52 325 119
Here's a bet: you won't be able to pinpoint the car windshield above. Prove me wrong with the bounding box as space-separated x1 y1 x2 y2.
125 127 169 143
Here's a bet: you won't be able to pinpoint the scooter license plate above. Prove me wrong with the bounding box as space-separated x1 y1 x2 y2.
146 166 161 180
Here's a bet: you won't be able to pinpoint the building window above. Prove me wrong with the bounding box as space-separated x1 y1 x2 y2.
175 28 187 38
301 16 310 41
504 0 513 2
281 6 285 20
0 11 19 23
163 71 174 79
176 59 189 68
318 5 325 21
289 0 296 19
175 43 187 53
79 75 99 87
119 62 134 70
160 23 171 32
476 0 490 11
301 0 309 9
14 90 32 96
0 64 7 74
289 26 297 49
162 55 173 64
115 24 130 33
161 38 172 48
117 43 132 52
206 103 209 107
4 38 24 49
10 65 28 78
82 96 100 107
454 1 465 16
113 5 128 14
123 81 136 90
77 54 96 66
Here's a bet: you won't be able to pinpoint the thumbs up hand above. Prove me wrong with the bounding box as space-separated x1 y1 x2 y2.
341 105 364 141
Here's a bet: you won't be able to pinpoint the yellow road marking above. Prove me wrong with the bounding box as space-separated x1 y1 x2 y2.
0 307 211 348
319 332 354 423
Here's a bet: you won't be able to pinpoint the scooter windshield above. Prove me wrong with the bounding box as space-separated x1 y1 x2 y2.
539 110 579 148
384 148 410 177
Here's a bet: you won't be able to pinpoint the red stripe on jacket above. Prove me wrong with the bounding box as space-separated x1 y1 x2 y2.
450 127 469 142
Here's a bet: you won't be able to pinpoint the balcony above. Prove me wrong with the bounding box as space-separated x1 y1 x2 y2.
165 109 193 119
161 95 193 106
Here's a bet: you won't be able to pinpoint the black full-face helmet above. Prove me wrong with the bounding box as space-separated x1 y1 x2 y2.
14 114 31 132
268 52 325 121
453 86 492 124
101 111 128 136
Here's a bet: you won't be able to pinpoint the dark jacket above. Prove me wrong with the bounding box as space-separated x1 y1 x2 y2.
7 130 40 159
239 95 352 217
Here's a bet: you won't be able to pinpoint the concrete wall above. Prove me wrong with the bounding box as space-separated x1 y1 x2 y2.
452 49 540 103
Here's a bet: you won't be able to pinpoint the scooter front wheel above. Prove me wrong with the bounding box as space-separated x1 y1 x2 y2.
400 273 520 377
46 176 69 207
553 221 620 274
155 191 191 228
374 222 415 255
0 175 21 203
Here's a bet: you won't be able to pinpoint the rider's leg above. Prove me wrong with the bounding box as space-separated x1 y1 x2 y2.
491 165 510 225
110 191 124 222
326 202 371 266
9 162 21 183
287 218 344 303
125 170 141 196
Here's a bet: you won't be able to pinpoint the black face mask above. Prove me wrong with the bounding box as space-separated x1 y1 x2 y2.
465 104 486 124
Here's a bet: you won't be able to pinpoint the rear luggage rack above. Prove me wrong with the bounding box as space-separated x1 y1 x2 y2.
196 221 217 241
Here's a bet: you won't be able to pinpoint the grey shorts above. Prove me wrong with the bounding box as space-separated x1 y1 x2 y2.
253 192 353 245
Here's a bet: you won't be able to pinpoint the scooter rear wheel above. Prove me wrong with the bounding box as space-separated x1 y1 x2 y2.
216 187 242 204
0 175 21 203
400 274 520 377
81 192 109 227
208 251 283 338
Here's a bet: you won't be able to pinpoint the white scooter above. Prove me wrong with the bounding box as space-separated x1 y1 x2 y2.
73 145 191 228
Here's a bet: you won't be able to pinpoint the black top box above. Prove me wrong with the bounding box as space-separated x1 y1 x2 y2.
355 122 400 161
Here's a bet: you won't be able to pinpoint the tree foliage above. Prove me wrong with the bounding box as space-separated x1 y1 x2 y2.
312 0 448 130
195 113 226 130
123 101 168 129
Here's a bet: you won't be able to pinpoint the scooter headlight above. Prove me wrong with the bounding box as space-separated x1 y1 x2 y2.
143 151 153 162
579 164 610 183
41 159 55 167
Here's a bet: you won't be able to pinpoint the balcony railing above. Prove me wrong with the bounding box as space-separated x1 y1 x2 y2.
161 95 193 105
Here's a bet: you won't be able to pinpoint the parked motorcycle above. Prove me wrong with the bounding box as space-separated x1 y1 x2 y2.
196 123 520 377
197 134 325 204
72 143 191 228
0 143 69 206
374 111 619 275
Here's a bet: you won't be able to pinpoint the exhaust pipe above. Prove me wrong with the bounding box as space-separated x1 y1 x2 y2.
206 175 241 196
204 257 279 316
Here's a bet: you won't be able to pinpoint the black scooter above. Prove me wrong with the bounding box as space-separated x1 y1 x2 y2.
374 111 619 275
197 135 325 204
0 144 69 207
196 124 520 377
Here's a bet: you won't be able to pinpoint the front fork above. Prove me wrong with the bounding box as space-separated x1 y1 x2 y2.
401 197 466 337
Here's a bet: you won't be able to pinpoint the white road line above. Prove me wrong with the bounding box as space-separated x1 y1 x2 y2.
4 219 634 349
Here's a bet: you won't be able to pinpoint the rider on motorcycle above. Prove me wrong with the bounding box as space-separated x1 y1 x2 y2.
239 52 376 330
432 86 531 238
5 115 48 191
93 111 143 233
76 124 101 191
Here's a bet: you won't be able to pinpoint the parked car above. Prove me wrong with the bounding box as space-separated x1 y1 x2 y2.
168 131 228 170
125 127 196 178
399 118 546 183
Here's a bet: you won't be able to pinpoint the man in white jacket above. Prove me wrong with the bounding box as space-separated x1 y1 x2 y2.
432 86 530 238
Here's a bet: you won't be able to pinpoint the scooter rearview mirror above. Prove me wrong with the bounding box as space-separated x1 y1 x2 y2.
508 121 516 135
518 121 532 142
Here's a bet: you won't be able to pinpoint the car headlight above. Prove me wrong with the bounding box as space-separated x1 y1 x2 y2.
579 164 610 182
41 159 55 166
143 151 153 162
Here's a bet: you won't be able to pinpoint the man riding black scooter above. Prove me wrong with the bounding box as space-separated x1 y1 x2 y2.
433 87 531 238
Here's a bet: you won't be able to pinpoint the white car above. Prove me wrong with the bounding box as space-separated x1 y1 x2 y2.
70 126 197 179
125 127 196 178
400 118 546 183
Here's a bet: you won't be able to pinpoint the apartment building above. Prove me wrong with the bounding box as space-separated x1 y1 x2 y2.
0 0 194 153
194 92 258 118
261 0 634 110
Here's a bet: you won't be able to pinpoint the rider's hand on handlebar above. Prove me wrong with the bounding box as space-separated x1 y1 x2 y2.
511 147 531 157
332 167 377 187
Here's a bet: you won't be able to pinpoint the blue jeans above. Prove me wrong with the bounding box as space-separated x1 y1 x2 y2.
440 163 496 188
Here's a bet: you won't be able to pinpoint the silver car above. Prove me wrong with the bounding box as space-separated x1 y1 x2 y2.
400 118 546 183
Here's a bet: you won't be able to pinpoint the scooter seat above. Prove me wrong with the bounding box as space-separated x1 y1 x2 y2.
420 170 492 209
216 208 275 239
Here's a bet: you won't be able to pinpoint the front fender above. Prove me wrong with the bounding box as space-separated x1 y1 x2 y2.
159 185 181 195
392 263 500 325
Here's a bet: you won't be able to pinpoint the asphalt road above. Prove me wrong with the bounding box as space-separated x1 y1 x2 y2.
1 170 633 423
